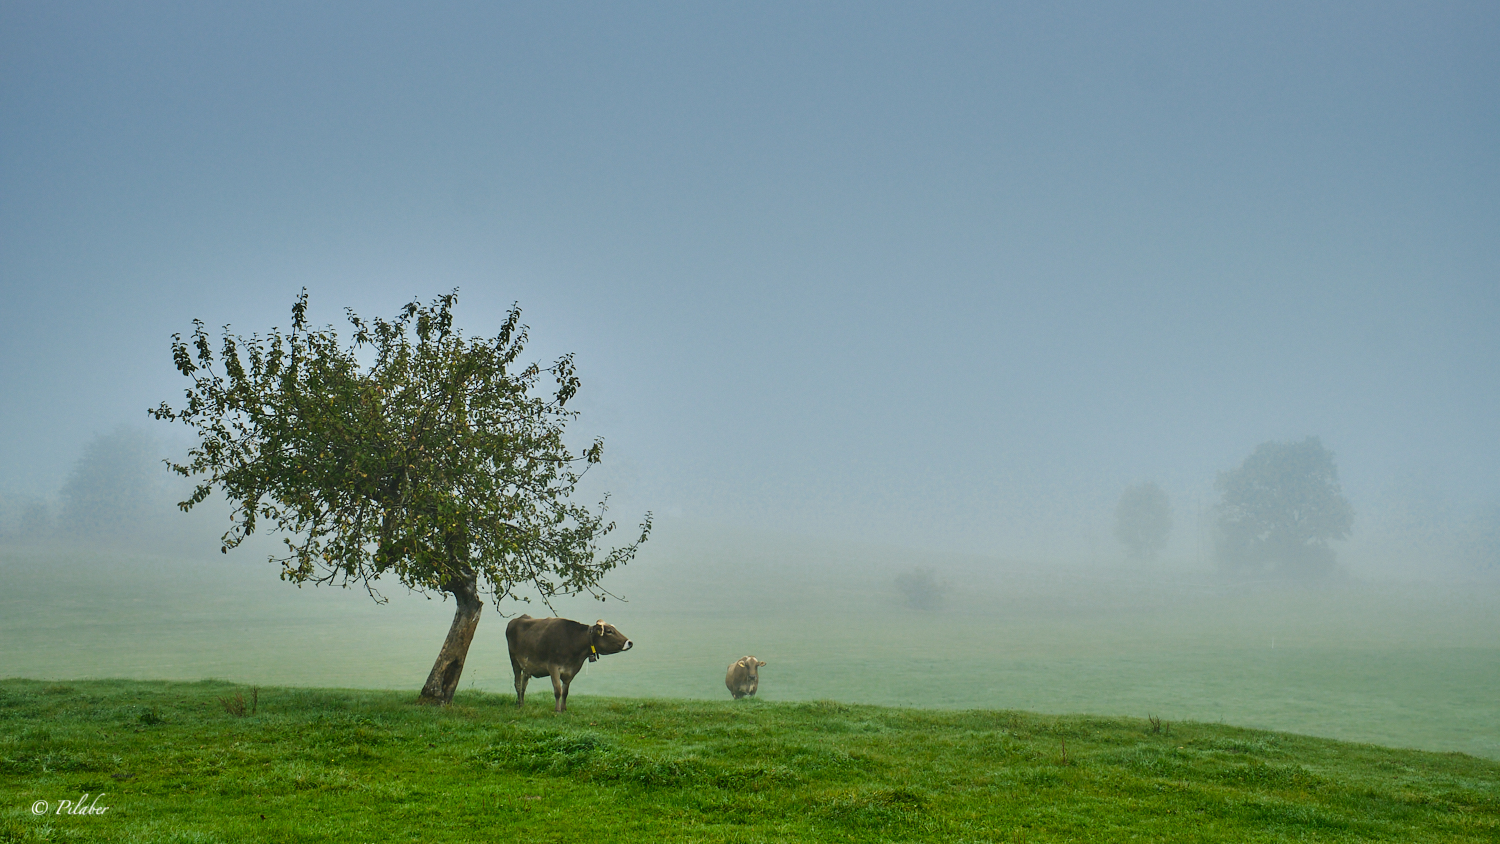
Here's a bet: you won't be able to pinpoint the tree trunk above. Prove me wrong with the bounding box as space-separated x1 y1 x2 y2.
418 573 482 705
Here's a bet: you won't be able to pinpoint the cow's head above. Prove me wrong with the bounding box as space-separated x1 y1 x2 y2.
591 620 633 654
739 656 766 676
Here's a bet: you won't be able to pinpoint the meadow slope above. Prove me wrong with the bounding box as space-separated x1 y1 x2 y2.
1 679 1497 843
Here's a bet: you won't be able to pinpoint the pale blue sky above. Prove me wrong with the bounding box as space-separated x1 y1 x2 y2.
2 2 1496 563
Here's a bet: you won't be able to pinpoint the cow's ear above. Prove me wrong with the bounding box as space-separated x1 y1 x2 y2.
593 620 606 635
758 660 767 667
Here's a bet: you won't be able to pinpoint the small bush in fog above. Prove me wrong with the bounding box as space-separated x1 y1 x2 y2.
894 568 945 610
1114 482 1172 561
0 495 53 539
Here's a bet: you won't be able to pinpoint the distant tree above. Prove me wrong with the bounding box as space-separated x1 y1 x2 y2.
151 290 650 705
1214 437 1353 578
1113 482 1172 561
58 426 169 537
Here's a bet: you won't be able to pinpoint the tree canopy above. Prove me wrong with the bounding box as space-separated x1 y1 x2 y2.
1214 436 1352 578
1114 482 1172 562
151 290 649 702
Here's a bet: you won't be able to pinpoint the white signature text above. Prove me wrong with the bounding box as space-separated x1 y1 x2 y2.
31 793 110 816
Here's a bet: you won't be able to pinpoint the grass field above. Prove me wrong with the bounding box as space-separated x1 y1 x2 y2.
3 527 1497 764
2 678 1497 843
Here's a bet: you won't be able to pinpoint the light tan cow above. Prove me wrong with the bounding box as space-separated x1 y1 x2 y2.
725 655 767 699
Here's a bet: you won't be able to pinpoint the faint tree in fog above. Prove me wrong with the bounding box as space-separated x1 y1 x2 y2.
1214 437 1353 578
151 290 650 705
895 567 945 610
1113 482 1172 561
58 426 170 537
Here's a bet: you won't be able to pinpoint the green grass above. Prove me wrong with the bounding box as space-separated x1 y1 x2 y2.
1 679 1496 842
5 539 1499 762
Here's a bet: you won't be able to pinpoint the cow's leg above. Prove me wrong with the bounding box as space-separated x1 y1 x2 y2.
550 670 566 713
560 670 574 712
513 668 529 709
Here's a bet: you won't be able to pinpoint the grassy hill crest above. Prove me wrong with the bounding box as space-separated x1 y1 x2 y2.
1 679 1496 842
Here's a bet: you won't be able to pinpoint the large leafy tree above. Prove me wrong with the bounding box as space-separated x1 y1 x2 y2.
151 291 649 704
1114 482 1172 562
1214 436 1352 578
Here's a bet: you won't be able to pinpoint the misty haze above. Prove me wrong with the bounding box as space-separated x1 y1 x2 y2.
1 4 1497 840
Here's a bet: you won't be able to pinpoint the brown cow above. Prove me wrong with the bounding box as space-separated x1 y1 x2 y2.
506 615 633 712
725 655 766 699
